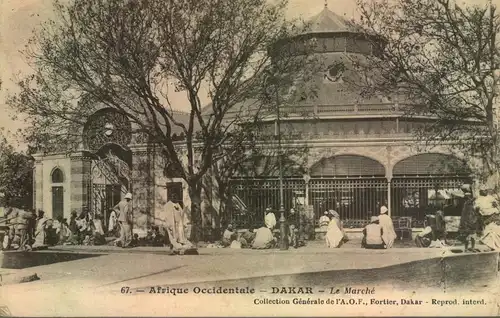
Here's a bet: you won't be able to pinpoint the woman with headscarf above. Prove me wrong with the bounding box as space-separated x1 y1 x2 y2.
325 211 344 248
317 211 331 240
33 210 49 248
379 206 397 249
58 218 71 245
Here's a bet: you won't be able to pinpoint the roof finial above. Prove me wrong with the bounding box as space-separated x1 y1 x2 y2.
324 0 328 8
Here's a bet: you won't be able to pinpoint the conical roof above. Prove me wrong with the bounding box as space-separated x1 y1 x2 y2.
308 6 360 34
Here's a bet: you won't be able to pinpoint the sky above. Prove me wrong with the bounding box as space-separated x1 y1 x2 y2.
0 0 497 149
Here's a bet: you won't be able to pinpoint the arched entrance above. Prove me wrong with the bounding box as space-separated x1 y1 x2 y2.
83 108 133 223
309 155 387 227
391 153 471 224
90 144 132 221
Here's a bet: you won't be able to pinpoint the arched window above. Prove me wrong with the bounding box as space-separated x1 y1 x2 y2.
393 153 470 176
310 155 385 177
51 168 64 183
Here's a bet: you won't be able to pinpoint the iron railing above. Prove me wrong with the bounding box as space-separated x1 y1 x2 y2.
228 175 471 229
229 178 306 229
309 178 387 228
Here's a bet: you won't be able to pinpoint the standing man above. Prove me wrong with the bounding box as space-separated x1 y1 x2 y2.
264 207 276 230
159 193 193 251
113 192 134 248
287 208 299 248
379 206 397 248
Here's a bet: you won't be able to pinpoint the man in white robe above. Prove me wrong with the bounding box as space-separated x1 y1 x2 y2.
325 211 344 248
379 206 397 249
264 207 277 230
475 186 500 217
113 193 134 248
157 194 194 250
251 226 276 249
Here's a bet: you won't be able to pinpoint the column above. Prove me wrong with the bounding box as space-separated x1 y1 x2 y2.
70 152 92 216
387 178 392 217
130 146 154 230
302 173 313 239
33 156 44 212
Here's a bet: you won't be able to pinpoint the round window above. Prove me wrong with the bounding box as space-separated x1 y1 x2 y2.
325 62 345 82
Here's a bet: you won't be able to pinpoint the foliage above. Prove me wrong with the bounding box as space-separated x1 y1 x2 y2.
0 132 34 209
354 0 500 183
9 0 318 241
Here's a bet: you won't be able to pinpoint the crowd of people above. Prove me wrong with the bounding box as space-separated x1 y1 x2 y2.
1 192 194 251
1 206 111 251
412 183 500 252
216 182 500 252
4 183 500 253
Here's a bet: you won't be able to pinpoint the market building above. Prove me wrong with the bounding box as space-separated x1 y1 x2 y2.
32 5 473 235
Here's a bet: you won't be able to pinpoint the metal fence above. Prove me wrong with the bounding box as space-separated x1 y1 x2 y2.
229 178 305 228
391 176 471 227
228 175 471 229
309 178 387 228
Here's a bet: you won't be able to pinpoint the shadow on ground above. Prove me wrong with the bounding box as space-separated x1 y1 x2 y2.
1 251 102 269
144 251 499 293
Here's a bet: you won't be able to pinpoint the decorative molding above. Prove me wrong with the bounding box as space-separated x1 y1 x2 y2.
132 131 150 145
83 108 132 151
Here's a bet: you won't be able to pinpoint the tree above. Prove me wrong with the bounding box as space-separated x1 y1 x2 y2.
9 0 317 242
353 0 500 184
0 132 34 209
209 120 309 232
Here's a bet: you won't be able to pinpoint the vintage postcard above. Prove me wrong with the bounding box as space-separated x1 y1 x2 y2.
1 0 500 316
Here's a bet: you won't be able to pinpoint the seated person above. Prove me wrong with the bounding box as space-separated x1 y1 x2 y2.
251 225 277 249
415 226 433 248
325 211 345 249
222 224 236 247
239 227 256 248
90 214 106 246
130 233 139 247
362 216 385 249
433 210 447 243
149 225 166 247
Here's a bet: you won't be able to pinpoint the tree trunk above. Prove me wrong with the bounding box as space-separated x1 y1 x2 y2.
188 183 203 243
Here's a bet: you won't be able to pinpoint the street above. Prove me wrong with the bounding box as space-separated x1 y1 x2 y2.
0 245 499 316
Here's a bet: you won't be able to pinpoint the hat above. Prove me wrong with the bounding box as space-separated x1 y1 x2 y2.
370 216 379 223
380 206 388 214
125 193 132 200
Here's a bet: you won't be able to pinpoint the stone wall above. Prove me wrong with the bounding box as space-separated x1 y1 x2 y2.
33 154 72 219
130 147 154 230
69 153 92 215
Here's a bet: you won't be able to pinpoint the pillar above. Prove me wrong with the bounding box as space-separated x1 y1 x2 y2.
387 178 392 217
33 155 44 212
70 152 92 216
130 146 154 230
